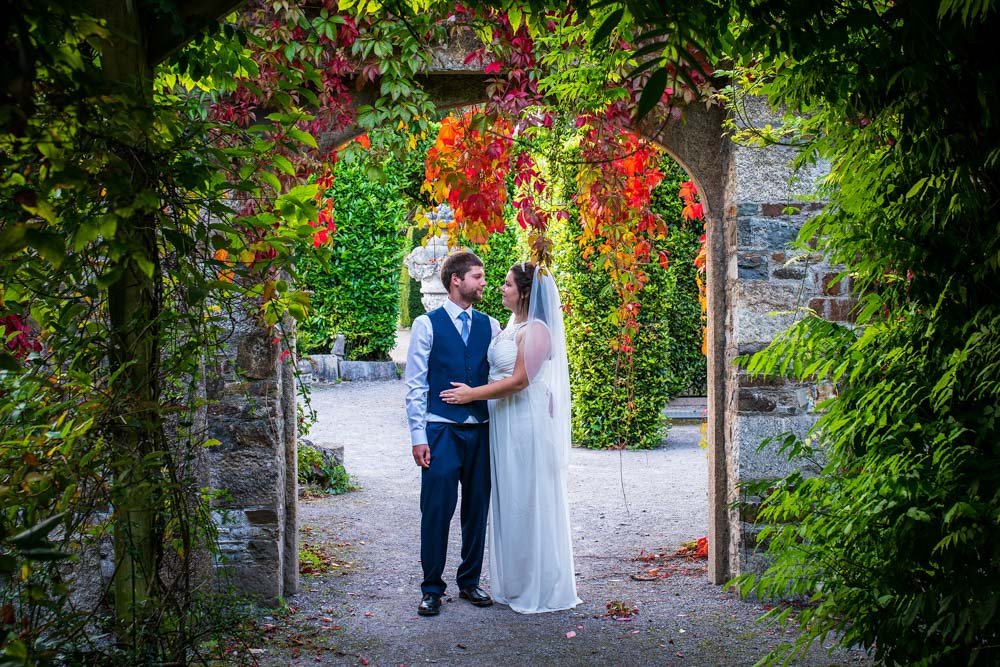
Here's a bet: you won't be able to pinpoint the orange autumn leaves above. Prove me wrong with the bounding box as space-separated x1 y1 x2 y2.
680 179 708 356
421 113 513 244
311 170 337 249
421 111 708 359
576 128 667 352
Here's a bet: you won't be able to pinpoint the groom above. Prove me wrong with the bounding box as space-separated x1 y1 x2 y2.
404 251 500 617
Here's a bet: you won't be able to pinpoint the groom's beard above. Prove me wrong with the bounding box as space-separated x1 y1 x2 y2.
459 285 484 304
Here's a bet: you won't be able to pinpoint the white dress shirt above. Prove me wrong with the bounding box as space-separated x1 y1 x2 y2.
404 298 501 447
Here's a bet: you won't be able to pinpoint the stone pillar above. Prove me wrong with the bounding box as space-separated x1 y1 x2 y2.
705 204 735 585
281 315 299 596
726 97 832 577
205 314 288 602
644 102 737 584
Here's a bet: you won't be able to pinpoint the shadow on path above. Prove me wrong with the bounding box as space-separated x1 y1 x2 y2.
258 381 866 666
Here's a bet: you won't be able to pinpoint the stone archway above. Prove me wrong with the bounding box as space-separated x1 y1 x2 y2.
207 35 840 600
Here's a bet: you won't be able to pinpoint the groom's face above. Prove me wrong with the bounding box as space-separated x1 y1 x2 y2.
454 265 486 304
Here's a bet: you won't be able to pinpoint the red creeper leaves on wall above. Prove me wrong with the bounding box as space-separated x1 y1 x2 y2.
679 180 708 355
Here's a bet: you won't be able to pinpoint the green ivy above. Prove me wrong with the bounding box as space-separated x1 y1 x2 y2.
297 446 357 495
554 157 703 450
555 217 661 450
298 128 438 355
720 2 1000 664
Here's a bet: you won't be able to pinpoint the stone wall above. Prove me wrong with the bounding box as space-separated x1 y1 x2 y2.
205 313 298 602
724 98 841 576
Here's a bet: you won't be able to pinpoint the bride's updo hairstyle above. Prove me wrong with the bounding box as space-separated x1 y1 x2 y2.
510 261 536 316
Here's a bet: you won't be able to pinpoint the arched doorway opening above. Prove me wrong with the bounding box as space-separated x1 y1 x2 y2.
304 90 733 582
208 33 836 605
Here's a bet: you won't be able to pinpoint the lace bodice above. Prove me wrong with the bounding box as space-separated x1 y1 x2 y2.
488 321 528 382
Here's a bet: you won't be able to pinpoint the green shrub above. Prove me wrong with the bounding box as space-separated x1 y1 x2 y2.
297 127 437 349
470 221 523 324
296 161 408 359
398 225 428 328
555 158 703 449
727 4 1000 663
649 160 706 397
398 262 414 328
297 445 356 495
556 213 671 450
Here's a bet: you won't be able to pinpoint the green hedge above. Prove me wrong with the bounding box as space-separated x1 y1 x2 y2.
649 160 706 397
398 225 427 328
296 161 408 359
469 220 523 324
558 216 671 450
556 158 703 450
298 128 438 357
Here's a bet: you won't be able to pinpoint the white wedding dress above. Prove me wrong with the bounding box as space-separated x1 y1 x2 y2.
486 320 581 613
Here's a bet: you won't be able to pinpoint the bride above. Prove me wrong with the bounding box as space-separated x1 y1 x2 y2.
440 262 580 614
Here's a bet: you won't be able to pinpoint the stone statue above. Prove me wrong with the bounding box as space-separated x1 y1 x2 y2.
404 204 456 313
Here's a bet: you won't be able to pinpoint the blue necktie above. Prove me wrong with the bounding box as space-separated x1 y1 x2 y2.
458 311 470 344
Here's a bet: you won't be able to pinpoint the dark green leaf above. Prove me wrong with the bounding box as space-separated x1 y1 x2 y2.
591 8 624 48
635 67 668 122
0 223 31 256
10 513 66 548
0 352 21 372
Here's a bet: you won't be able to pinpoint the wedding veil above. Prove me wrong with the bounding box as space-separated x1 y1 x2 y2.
520 266 572 470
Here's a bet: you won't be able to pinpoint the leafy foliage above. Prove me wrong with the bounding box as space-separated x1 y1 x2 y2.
297 446 357 496
0 1 330 661
296 154 408 359
422 112 515 244
560 207 671 450
712 1 1000 664
469 222 524 324
558 157 703 450
650 163 708 398
648 160 706 397
397 226 426 329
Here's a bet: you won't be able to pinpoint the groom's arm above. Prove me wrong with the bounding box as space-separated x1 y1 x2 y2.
404 314 433 468
441 322 547 403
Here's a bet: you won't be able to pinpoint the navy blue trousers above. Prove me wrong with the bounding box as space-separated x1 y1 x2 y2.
420 421 491 596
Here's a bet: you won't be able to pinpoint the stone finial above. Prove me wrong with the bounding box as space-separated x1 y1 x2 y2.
405 206 457 312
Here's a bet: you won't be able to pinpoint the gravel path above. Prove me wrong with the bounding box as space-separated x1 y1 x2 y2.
259 380 868 666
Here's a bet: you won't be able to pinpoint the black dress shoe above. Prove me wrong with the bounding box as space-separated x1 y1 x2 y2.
417 593 441 616
458 586 493 607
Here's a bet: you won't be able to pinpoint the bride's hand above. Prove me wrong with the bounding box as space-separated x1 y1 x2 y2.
440 382 473 404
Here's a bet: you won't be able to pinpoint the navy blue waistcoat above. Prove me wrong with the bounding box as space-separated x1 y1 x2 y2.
426 306 490 423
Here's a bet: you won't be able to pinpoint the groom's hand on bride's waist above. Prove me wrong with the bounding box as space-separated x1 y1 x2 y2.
412 444 431 468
